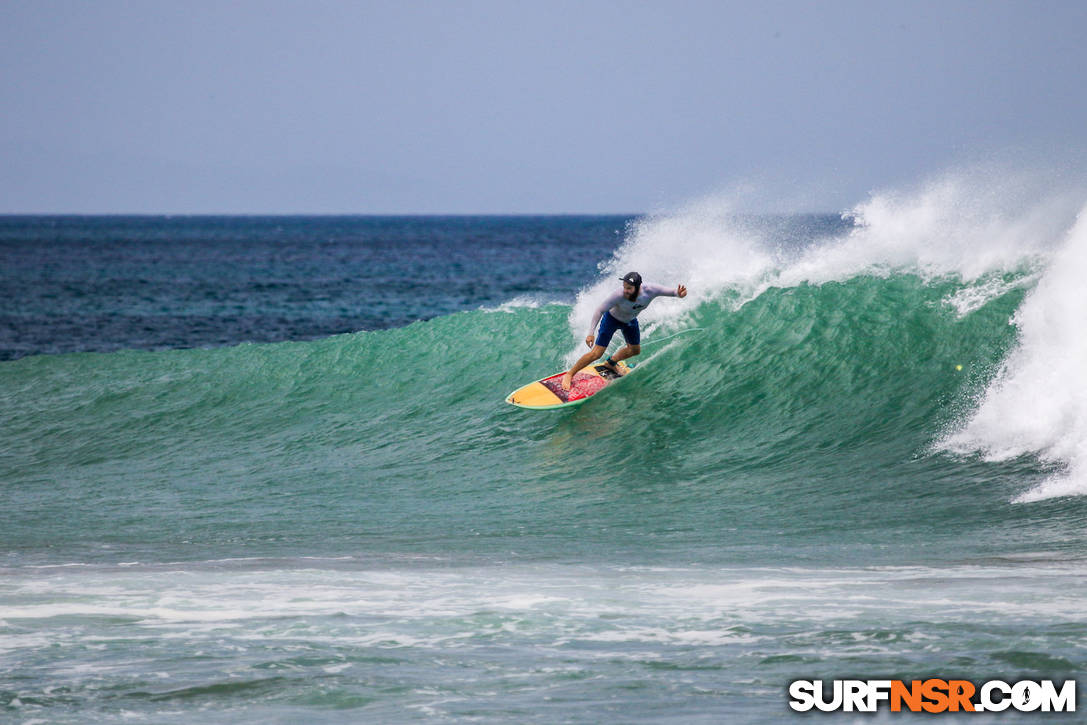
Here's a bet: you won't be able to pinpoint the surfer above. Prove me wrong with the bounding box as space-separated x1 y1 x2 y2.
561 272 687 391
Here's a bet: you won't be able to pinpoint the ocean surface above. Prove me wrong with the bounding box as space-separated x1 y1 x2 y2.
3 180 1087 723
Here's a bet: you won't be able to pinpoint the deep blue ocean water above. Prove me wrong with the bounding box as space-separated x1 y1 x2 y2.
0 215 636 359
2 211 1086 723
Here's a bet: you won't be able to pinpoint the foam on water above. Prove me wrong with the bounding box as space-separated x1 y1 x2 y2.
943 208 1087 501
5 558 1086 634
941 272 1040 318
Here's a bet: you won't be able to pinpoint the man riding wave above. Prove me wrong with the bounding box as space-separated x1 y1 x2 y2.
561 271 688 391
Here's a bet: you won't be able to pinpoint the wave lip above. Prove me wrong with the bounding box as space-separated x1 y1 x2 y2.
941 206 1087 501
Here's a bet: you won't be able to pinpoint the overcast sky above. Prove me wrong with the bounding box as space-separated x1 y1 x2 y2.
2 0 1086 214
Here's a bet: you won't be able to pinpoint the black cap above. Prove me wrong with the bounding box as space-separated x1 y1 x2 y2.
619 271 642 287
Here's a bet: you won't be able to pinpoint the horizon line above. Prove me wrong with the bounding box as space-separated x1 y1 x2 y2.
0 210 843 218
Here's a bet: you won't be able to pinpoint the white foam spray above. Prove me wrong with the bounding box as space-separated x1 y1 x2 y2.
571 167 1074 344
941 207 1087 501
565 195 777 364
779 169 1072 287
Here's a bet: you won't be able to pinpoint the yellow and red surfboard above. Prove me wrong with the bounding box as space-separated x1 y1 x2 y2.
505 361 633 409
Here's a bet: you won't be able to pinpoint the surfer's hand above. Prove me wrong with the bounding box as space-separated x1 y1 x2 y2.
585 335 594 347
677 284 687 298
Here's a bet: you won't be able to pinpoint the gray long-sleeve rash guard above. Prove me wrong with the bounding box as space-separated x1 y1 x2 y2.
587 283 679 337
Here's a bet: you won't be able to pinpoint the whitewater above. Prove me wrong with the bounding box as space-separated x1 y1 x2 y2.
2 169 1087 722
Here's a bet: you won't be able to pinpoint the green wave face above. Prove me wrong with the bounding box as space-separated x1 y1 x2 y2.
8 268 1081 568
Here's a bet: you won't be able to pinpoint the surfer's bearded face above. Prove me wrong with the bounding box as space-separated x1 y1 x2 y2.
623 282 637 300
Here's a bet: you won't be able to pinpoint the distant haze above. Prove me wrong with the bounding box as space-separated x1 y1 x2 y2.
2 0 1086 214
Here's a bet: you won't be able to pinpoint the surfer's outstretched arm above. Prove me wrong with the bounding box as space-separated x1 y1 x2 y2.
641 282 687 299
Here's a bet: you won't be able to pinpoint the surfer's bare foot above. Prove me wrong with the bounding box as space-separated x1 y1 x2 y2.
603 359 623 375
561 372 573 391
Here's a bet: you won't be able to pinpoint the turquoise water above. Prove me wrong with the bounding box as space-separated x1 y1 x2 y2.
3 196 1087 721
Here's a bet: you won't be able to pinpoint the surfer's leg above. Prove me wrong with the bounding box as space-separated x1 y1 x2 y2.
607 344 641 373
564 314 620 390
562 345 606 390
604 319 640 373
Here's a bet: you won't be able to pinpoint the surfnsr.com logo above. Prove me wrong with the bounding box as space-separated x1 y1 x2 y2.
788 679 1076 713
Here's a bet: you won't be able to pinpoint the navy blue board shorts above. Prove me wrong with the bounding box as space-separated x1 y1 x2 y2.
595 312 640 348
